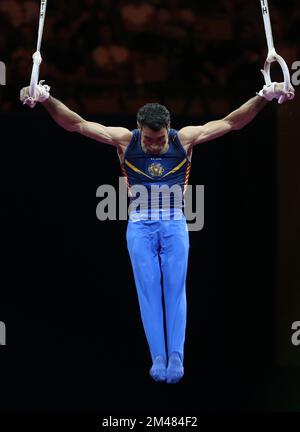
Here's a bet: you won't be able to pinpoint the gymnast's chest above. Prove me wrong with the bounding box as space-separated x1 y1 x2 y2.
123 151 187 183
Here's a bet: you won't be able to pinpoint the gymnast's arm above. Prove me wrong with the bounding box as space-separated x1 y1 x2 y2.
179 95 268 146
42 96 132 147
178 82 294 147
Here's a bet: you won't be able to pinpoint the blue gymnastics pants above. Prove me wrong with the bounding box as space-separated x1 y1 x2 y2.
126 217 189 363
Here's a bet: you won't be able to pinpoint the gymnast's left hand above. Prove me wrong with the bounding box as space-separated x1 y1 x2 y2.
258 81 295 104
274 82 295 103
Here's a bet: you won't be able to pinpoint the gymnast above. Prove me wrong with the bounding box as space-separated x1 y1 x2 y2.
19 0 295 384
20 80 294 383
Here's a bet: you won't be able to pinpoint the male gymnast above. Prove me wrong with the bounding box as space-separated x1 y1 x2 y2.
20 80 294 383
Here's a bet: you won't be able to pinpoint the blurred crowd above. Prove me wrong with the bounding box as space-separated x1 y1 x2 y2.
0 0 299 115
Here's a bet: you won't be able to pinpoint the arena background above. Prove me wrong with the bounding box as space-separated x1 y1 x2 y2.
0 0 299 416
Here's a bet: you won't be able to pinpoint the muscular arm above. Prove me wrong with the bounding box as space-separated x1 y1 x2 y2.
224 95 268 131
42 96 132 147
179 95 268 147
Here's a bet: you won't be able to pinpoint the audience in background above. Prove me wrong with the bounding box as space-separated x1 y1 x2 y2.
1 0 298 115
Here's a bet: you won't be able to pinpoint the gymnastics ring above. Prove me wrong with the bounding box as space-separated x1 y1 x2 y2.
260 0 294 104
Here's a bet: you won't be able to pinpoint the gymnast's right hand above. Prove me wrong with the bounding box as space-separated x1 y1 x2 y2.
20 80 51 108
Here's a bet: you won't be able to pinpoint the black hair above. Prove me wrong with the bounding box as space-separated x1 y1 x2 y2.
137 103 170 131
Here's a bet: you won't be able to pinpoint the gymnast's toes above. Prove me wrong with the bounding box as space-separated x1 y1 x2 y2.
166 352 184 384
149 356 167 382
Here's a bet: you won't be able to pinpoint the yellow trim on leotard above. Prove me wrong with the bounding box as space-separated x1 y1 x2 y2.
125 157 187 179
160 158 187 178
125 159 153 179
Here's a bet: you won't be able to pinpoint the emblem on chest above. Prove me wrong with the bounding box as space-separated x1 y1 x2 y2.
148 162 164 177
